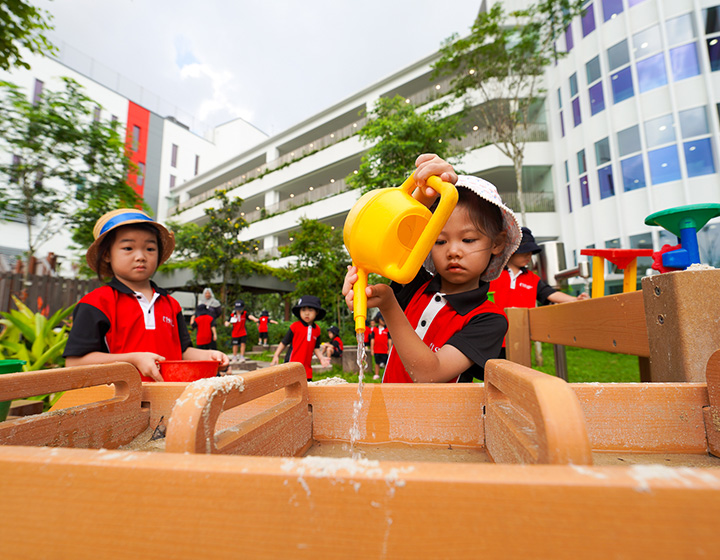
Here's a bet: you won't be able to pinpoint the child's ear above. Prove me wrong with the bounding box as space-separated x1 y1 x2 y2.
491 231 508 256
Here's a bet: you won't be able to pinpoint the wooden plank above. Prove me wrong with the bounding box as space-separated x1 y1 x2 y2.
484 360 592 465
1 446 720 559
704 349 720 456
309 383 485 447
504 307 531 366
0 363 148 449
528 291 649 356
165 363 312 456
642 269 720 382
572 383 709 453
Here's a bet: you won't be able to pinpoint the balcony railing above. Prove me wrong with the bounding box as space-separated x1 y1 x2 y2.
501 191 555 213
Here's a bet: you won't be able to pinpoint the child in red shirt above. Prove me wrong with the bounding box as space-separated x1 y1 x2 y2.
225 300 257 363
321 325 344 358
64 209 228 381
369 313 392 380
255 310 278 347
270 295 330 380
192 305 218 350
343 154 521 383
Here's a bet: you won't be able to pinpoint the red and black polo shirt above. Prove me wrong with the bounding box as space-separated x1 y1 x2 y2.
64 277 191 360
194 314 215 346
370 326 391 354
490 267 558 312
383 270 507 383
230 310 248 338
258 315 270 334
280 320 321 380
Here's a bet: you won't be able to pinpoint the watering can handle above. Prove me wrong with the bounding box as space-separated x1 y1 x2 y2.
386 174 458 280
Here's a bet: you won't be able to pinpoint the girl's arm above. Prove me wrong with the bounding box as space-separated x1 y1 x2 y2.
547 291 589 304
212 326 218 341
270 342 286 366
183 346 229 368
65 351 165 382
314 347 330 367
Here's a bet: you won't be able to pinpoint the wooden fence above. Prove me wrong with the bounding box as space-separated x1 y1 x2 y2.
0 273 101 315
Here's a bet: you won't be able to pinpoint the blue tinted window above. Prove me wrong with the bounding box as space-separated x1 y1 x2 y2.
565 24 574 52
559 111 565 136
602 0 623 22
564 160 570 183
648 145 682 184
707 38 720 71
637 53 667 92
608 40 630 70
567 184 573 213
679 106 709 138
598 166 615 199
572 97 582 127
577 149 587 174
684 138 715 177
704 7 720 34
645 114 675 148
618 125 641 156
557 88 562 108
670 43 700 81
611 67 634 103
582 4 596 37
595 137 611 165
589 82 605 115
580 175 590 206
569 73 578 97
621 155 646 191
586 56 601 83
628 0 646 6
633 25 662 59
666 14 695 46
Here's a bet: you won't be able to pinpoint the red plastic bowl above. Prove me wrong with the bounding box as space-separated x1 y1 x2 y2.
156 360 219 382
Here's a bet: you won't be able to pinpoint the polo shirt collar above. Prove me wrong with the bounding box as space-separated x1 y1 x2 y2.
422 274 490 315
108 277 169 296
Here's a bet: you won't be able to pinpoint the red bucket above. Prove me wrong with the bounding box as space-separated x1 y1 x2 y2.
143 360 219 382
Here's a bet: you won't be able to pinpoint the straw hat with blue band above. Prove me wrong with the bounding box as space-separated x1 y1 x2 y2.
86 208 176 278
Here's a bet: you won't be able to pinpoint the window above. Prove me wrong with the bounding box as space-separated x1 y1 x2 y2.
707 37 720 71
32 79 43 105
132 125 141 151
171 144 178 168
565 158 571 213
602 0 623 22
580 175 590 206
194 155 200 176
567 184 573 213
666 14 695 46
577 149 587 174
137 162 145 186
572 97 582 127
636 53 667 92
586 56 601 83
618 125 641 156
632 25 662 59
648 145 682 184
679 106 709 138
595 138 611 165
582 3 596 37
644 114 675 148
589 82 605 115
565 23 574 52
169 174 176 189
704 7 720 34
93 106 101 122
598 166 615 199
628 0 646 6
10 154 21 184
621 154 646 191
608 40 630 70
611 67 634 103
569 73 578 97
559 110 566 137
684 138 715 177
670 43 700 81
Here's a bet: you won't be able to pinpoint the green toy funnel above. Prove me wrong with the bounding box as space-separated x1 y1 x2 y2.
645 204 720 238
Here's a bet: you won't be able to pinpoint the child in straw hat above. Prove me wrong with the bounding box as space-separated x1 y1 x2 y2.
64 209 229 381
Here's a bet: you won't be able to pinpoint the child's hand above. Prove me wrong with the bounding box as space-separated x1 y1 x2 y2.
343 266 395 311
206 350 230 368
133 353 166 382
413 153 458 200
270 355 279 366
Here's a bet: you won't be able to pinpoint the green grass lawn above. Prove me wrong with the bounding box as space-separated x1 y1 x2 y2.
250 343 642 384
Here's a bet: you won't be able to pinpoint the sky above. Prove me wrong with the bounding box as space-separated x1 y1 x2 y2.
34 0 481 137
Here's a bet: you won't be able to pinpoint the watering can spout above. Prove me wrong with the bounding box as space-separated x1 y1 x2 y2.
353 267 368 333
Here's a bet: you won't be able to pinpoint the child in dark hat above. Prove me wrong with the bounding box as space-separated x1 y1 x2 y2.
193 304 218 350
64 208 229 381
271 295 330 379
321 325 344 359
369 312 392 380
489 226 589 357
225 300 258 363
255 310 278 347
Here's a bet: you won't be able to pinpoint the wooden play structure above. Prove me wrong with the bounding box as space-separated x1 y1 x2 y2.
1 309 720 559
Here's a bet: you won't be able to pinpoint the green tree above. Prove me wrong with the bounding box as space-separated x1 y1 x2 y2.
0 77 141 277
347 95 464 193
280 218 350 327
0 0 55 71
433 0 584 225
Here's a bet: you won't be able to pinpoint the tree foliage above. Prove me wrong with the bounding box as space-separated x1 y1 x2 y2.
0 0 55 71
347 95 464 193
280 218 350 327
0 77 142 274
433 0 584 224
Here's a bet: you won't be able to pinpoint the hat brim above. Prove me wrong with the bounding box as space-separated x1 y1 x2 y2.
516 242 542 255
292 305 327 321
86 217 175 278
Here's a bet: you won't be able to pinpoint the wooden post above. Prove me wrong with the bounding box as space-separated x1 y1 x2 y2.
642 269 720 382
505 307 531 366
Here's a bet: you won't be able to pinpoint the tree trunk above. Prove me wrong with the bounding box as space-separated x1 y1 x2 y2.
513 153 527 227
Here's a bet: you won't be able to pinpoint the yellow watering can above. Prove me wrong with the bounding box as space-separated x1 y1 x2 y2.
343 173 458 333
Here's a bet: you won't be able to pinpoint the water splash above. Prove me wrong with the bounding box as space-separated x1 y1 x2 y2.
349 331 368 459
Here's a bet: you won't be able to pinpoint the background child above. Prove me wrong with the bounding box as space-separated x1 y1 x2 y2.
489 226 588 358
369 313 391 380
64 209 228 381
225 300 257 363
255 310 278 347
343 153 521 383
321 325 344 359
270 295 330 379
192 304 218 350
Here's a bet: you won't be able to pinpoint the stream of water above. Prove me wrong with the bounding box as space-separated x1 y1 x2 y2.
349 331 368 459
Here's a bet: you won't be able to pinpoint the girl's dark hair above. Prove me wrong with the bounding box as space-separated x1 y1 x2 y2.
429 186 504 240
95 223 163 280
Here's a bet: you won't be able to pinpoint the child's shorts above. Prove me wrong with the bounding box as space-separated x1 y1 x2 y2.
231 336 247 345
374 353 388 368
331 349 342 358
